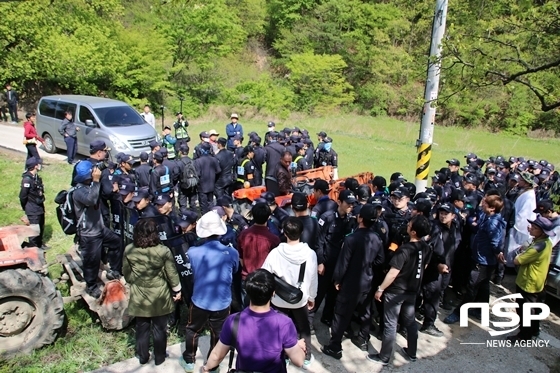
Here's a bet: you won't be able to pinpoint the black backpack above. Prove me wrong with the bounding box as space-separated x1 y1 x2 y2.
54 186 85 235
180 157 199 189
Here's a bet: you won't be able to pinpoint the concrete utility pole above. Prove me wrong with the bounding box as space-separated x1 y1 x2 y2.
414 0 448 193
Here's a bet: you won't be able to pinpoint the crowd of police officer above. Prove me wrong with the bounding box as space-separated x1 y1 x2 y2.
18 114 558 355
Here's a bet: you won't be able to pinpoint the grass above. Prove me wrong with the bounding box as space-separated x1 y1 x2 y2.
1 113 560 372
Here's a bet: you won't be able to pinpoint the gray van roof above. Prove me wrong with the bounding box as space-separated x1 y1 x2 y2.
40 95 128 109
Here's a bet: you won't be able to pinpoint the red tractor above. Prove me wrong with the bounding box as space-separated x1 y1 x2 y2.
0 225 132 358
0 225 64 358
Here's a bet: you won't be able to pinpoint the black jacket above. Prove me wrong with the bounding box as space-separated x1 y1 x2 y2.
135 164 152 188
19 171 45 215
194 155 221 193
4 89 18 105
316 210 352 268
150 164 173 194
311 196 338 218
432 218 462 267
298 215 320 252
264 141 285 177
215 149 235 187
333 228 385 298
314 149 338 168
252 146 266 185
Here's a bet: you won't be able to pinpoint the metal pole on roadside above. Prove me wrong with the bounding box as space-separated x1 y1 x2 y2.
414 0 448 193
160 105 165 131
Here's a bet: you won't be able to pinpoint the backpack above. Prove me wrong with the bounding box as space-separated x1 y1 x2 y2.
180 157 199 189
54 186 85 235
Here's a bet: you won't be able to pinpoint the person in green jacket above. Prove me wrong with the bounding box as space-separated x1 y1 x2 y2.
123 218 182 366
508 216 554 341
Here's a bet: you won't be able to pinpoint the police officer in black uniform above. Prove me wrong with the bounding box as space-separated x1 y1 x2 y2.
194 142 222 213
322 204 385 358
160 148 180 187
294 143 310 172
113 153 136 184
309 190 355 329
251 135 266 186
71 140 114 228
135 152 152 188
150 151 173 196
446 158 462 189
264 131 285 190
132 187 159 218
215 138 235 198
311 180 337 218
19 157 46 249
314 137 338 169
175 144 198 212
148 140 161 166
291 192 320 252
263 121 275 146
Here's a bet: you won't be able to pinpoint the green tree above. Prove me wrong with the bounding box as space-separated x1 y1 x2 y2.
286 52 354 114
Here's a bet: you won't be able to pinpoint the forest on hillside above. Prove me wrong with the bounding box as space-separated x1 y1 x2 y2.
1 0 558 134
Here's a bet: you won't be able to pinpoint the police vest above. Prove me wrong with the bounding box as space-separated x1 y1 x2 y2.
164 139 176 159
175 122 189 139
294 155 303 163
236 159 250 183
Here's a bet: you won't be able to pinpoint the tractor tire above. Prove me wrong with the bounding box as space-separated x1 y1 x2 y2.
0 268 65 357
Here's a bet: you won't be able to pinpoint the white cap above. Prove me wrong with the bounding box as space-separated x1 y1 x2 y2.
230 113 239 119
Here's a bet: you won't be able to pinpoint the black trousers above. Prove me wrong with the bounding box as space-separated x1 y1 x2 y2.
214 182 231 199
178 187 198 212
515 286 544 339
27 214 45 248
8 103 17 122
64 136 77 163
0 105 7 121
136 314 169 365
183 303 229 364
379 292 418 361
328 292 372 351
309 267 338 326
79 228 122 290
421 277 441 328
452 263 494 316
26 144 40 161
275 305 312 360
198 191 214 214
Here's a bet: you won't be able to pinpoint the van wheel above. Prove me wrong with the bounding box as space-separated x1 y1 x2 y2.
42 133 57 154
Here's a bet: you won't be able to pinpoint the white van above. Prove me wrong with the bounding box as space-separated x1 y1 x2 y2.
36 95 159 161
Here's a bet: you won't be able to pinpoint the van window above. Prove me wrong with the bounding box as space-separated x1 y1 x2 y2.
38 99 57 118
93 106 145 127
55 102 77 120
78 106 95 124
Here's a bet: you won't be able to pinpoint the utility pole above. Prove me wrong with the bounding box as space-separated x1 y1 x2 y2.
414 0 448 193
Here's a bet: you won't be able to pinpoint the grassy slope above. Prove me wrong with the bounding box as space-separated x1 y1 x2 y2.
1 114 559 372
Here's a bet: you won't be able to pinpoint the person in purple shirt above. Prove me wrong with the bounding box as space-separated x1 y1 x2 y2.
201 269 306 373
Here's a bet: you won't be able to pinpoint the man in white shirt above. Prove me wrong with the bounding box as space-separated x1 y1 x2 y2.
141 105 155 129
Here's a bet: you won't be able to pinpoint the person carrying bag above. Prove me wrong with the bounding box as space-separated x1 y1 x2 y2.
200 269 306 373
261 217 318 367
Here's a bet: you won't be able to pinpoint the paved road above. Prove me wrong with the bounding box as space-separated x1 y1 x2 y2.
0 122 68 161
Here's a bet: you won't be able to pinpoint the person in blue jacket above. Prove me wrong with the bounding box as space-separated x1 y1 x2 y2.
444 194 506 324
225 113 243 151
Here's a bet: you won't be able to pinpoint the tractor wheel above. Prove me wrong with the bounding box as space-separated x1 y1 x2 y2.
0 269 65 357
